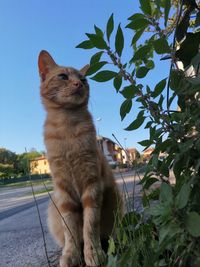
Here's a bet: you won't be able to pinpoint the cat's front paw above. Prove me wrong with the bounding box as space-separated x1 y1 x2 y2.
84 246 106 267
59 252 80 267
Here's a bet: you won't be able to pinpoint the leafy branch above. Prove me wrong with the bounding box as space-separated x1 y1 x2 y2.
77 0 200 266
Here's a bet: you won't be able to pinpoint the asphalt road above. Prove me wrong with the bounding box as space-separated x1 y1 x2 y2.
0 171 142 267
0 185 50 213
0 197 59 267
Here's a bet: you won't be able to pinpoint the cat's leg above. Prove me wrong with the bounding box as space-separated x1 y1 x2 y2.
82 184 105 267
48 201 65 247
100 186 123 239
57 196 82 267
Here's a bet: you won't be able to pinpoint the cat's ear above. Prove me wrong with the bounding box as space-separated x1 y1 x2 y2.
80 64 90 76
38 50 57 81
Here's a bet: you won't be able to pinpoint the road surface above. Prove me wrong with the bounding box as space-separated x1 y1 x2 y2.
0 184 52 213
0 171 143 267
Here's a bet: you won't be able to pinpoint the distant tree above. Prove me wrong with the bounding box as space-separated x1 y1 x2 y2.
0 148 43 177
0 163 15 179
0 148 18 178
17 150 42 174
0 148 17 164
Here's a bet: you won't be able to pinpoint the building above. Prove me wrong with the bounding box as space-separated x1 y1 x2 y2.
30 156 50 174
142 147 168 162
142 147 154 161
127 148 140 162
97 136 124 165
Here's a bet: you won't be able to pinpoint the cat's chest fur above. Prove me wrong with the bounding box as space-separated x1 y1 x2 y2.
44 109 96 150
44 109 100 196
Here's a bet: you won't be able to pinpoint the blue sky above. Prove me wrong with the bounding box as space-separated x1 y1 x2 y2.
0 0 171 154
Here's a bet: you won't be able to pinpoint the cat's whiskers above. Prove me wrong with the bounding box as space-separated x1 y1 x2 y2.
46 92 57 100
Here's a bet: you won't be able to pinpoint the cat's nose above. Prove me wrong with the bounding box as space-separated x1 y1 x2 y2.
73 80 82 88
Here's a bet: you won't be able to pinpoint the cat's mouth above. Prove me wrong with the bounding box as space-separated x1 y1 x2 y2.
70 87 83 97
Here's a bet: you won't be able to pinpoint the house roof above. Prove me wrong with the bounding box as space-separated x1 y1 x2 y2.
30 156 46 162
127 148 138 153
96 135 118 145
143 147 154 154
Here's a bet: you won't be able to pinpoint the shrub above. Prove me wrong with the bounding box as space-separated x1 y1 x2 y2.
77 0 200 265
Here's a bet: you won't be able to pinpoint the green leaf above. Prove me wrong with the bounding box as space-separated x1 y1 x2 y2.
160 161 169 177
152 78 167 98
120 85 138 99
86 33 108 50
169 70 184 91
175 182 191 209
132 45 152 61
94 25 104 37
148 202 171 218
113 75 122 91
194 258 200 267
154 0 161 10
153 139 171 154
115 24 124 57
76 40 94 49
128 13 145 21
153 38 171 54
159 222 181 245
108 237 116 255
195 11 200 27
138 139 152 147
146 60 155 69
106 13 114 42
131 28 145 45
122 211 141 227
126 18 149 30
160 182 173 204
139 0 152 15
86 61 107 76
145 121 153 129
158 94 164 107
136 66 150 78
175 32 200 67
120 99 132 121
175 10 190 42
164 0 171 27
185 212 200 237
91 70 117 82
173 156 184 179
146 85 151 94
125 111 145 131
191 52 200 68
143 177 159 190
90 51 104 65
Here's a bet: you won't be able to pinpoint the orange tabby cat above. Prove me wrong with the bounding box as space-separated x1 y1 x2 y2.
38 50 122 267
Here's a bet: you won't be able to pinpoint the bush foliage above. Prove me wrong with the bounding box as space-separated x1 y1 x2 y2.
77 0 200 266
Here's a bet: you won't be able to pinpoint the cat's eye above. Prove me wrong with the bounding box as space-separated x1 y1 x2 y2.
58 73 68 80
80 77 87 83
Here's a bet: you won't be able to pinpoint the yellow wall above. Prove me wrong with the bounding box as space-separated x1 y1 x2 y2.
30 157 50 174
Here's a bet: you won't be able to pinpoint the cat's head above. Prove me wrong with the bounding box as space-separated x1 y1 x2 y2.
38 50 90 110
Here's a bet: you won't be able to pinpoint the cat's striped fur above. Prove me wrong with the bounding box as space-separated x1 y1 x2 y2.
38 50 122 267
